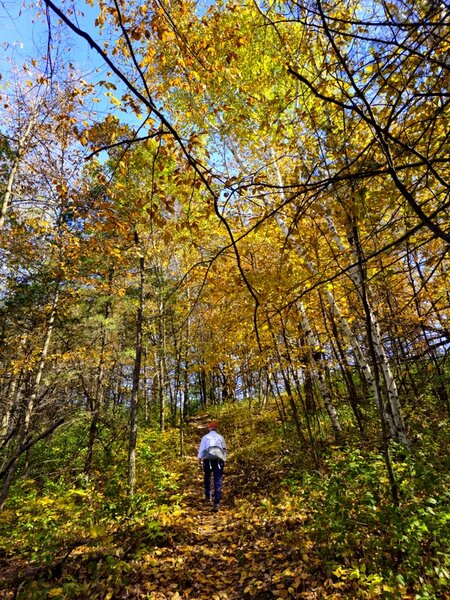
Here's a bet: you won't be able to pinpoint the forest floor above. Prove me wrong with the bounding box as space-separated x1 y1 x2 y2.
137 463 315 599
135 416 320 599
1 414 332 599
2 407 449 598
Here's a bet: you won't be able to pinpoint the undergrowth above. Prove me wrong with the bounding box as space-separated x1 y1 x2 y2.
0 402 449 598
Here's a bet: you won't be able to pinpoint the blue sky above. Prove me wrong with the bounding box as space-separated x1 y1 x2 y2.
1 1 102 72
1 1 142 128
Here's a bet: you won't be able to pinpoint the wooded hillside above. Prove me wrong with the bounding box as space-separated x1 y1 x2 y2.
0 0 449 598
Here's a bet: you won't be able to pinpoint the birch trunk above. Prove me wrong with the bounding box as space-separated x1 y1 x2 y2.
204 96 393 437
269 149 410 446
207 123 401 442
279 326 322 466
268 150 375 386
324 304 365 434
127 245 145 496
0 377 19 445
0 118 35 231
343 219 409 447
157 298 167 433
23 287 60 437
298 305 343 441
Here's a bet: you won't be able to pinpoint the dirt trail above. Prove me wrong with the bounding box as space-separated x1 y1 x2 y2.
140 423 316 599
143 436 248 598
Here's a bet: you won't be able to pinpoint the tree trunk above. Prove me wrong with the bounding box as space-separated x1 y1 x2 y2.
267 151 375 391
353 235 400 504
347 220 409 448
23 286 60 437
127 239 145 497
406 243 450 415
0 118 35 231
0 418 65 511
0 376 20 446
297 306 343 442
322 300 365 435
84 271 113 477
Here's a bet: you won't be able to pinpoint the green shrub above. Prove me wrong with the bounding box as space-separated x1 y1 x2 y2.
300 447 450 598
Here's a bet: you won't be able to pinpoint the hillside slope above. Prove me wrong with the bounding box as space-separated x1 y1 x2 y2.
1 407 449 599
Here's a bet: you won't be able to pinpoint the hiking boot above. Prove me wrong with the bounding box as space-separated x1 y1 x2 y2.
212 503 219 512
204 496 212 503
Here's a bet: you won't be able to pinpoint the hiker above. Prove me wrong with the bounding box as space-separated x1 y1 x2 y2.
198 421 227 512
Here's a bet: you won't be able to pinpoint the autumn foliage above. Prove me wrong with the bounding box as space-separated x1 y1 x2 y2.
0 0 449 598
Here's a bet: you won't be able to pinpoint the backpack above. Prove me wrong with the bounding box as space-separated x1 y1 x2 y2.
201 431 226 461
201 445 226 461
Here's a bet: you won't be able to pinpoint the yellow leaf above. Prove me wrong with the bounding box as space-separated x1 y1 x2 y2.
48 589 64 598
90 525 106 538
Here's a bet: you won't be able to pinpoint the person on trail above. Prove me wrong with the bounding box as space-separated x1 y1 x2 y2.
198 422 227 512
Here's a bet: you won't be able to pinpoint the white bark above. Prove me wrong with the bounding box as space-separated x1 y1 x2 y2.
298 305 342 439
23 287 60 437
266 150 345 437
205 122 406 444
0 378 19 444
267 148 410 443
324 210 408 445
0 118 35 231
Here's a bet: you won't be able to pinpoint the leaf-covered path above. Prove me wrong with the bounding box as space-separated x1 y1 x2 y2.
139 424 317 599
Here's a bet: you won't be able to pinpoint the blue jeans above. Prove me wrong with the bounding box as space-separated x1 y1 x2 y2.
203 459 224 504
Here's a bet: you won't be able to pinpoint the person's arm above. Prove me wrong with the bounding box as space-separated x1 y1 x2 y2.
198 436 205 465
